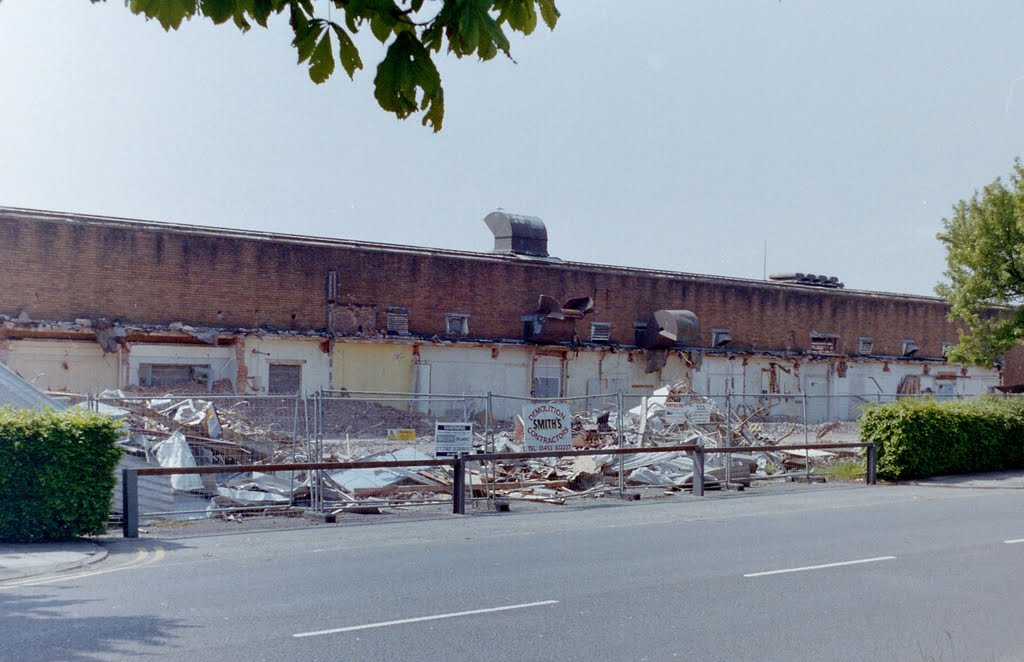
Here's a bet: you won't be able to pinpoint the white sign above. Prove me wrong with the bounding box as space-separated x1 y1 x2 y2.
522 402 572 452
663 402 688 425
664 402 712 425
434 422 473 458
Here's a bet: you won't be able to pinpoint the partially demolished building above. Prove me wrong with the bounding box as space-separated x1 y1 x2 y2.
0 206 1013 423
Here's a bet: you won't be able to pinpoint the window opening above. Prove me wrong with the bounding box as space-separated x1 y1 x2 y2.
633 322 648 346
138 363 211 389
532 355 563 398
268 363 302 394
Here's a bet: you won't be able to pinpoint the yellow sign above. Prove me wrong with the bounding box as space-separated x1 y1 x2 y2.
387 428 416 441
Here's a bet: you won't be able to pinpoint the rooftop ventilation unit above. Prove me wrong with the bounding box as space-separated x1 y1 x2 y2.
484 211 549 258
639 310 700 349
769 272 845 289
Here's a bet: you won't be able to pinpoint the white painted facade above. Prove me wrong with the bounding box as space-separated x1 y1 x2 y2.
240 336 330 395
2 339 118 393
0 334 1001 423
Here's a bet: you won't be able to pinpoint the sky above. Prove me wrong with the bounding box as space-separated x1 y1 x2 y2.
1 1 1023 297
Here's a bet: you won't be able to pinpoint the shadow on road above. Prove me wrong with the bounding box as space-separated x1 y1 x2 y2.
0 590 191 661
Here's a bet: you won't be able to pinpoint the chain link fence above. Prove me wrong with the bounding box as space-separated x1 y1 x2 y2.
91 387 999 524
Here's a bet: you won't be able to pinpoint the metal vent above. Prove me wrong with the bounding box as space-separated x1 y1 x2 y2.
858 337 874 355
902 339 919 357
445 313 470 337
484 211 549 257
590 322 611 343
810 333 839 353
711 328 732 347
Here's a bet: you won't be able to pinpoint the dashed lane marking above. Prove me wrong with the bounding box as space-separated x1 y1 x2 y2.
293 600 559 638
744 555 896 578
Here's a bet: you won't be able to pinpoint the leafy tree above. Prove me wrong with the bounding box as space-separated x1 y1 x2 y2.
937 159 1024 365
88 0 560 131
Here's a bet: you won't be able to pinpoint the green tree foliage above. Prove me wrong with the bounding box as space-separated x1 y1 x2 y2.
89 0 560 132
937 159 1024 364
0 407 123 542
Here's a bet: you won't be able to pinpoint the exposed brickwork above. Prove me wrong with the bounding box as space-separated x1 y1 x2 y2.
0 208 985 365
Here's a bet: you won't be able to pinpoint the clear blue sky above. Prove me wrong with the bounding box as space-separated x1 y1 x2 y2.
1 1 1022 297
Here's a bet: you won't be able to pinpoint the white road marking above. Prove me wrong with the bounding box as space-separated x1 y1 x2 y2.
1004 539 1024 544
744 555 896 578
293 600 559 638
0 548 165 589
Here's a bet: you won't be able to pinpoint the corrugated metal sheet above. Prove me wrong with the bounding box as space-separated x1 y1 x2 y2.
0 361 62 410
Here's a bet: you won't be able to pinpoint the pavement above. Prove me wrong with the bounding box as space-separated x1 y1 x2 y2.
3 469 1024 582
905 469 1024 489
0 540 108 581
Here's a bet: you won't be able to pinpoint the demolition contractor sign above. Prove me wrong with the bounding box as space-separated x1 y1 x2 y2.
522 402 572 452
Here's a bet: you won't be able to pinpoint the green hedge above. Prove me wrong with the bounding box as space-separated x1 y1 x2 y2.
859 397 1024 481
0 407 123 542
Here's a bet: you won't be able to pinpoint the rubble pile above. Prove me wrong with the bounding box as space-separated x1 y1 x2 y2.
100 382 862 520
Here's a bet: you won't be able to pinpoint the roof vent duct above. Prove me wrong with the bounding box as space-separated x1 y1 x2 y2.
769 272 844 289
484 211 549 258
639 309 700 349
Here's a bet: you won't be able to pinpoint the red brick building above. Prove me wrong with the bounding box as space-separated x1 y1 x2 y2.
0 206 1013 419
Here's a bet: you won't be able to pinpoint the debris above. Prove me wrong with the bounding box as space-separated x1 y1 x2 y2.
97 378 859 521
154 431 203 492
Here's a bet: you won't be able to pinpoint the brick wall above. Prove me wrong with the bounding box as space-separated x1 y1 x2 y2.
0 209 973 361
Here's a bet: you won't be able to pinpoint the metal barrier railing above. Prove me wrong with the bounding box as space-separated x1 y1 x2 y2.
122 442 876 537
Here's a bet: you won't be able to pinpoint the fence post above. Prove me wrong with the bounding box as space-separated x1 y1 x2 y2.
453 456 466 514
724 388 732 486
724 390 731 445
693 445 705 497
802 392 810 481
122 469 139 539
486 391 494 502
866 444 877 485
617 391 625 495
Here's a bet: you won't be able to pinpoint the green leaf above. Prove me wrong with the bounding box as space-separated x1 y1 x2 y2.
374 31 444 131
441 0 510 60
200 0 236 25
331 24 364 79
308 30 335 84
290 4 320 64
537 0 560 29
250 0 275 27
128 0 198 31
495 0 537 35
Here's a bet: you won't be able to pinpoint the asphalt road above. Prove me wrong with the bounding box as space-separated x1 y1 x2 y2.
3 485 1024 661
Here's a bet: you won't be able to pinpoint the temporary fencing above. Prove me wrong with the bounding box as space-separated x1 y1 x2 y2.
92 385 984 527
